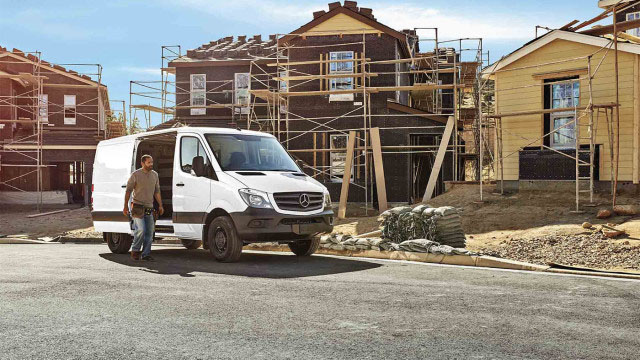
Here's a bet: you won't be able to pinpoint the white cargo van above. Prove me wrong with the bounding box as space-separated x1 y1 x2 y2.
91 127 334 262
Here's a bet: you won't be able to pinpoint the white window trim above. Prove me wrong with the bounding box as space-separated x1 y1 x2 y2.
329 51 355 102
234 72 250 114
39 94 48 123
63 95 76 125
190 74 206 116
329 133 354 182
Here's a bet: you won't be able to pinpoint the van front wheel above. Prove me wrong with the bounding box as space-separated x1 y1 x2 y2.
207 216 242 262
288 236 320 256
105 232 133 254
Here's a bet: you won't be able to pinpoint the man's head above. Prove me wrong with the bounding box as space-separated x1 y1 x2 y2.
141 154 154 171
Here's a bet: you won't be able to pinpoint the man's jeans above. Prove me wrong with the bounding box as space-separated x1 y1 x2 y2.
132 214 154 257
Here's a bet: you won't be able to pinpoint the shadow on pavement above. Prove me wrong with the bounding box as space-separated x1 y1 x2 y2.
99 248 382 278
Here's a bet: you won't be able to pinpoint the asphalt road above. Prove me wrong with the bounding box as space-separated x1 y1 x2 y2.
1 244 639 360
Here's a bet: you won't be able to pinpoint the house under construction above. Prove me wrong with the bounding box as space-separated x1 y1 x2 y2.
0 46 118 208
130 1 489 216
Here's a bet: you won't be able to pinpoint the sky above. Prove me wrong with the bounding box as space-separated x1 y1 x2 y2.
0 0 611 127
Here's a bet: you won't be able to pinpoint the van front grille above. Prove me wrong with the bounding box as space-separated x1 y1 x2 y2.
273 192 323 212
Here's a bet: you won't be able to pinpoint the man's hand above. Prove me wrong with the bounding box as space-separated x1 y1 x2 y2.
123 206 129 216
158 206 165 216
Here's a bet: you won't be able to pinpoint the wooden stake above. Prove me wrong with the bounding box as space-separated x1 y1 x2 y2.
338 131 356 219
423 116 455 202
370 127 388 213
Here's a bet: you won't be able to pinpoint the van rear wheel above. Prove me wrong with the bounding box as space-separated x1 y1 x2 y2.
288 236 320 256
207 216 242 262
105 232 133 254
181 239 202 249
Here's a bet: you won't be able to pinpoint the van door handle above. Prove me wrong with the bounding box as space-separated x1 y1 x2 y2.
121 185 126 188
176 182 185 187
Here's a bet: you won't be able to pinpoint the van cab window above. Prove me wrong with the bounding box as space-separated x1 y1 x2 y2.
180 136 211 174
205 134 299 172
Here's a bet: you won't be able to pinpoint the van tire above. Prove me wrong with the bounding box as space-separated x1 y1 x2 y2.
105 232 133 254
181 239 202 249
288 236 320 256
207 216 242 262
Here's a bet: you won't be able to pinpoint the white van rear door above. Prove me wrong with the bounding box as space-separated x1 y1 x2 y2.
92 140 136 232
173 134 212 239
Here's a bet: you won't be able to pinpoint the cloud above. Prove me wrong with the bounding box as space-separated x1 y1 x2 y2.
371 3 539 41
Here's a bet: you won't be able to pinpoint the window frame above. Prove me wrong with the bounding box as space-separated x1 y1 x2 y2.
548 79 580 149
328 51 355 92
626 12 640 37
190 74 206 116
329 133 354 182
234 72 250 114
63 95 76 125
180 135 212 176
39 94 48 123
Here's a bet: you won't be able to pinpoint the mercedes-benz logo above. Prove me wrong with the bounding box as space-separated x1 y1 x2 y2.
299 194 310 208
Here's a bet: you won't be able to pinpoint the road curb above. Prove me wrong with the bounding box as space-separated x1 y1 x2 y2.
247 245 640 280
0 238 60 244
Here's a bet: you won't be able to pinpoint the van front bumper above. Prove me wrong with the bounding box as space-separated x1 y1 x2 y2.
229 208 334 242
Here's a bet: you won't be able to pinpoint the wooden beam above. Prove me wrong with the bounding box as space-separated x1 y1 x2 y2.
423 116 455 202
337 131 356 219
580 18 640 36
616 32 640 43
0 119 37 124
313 132 317 178
42 83 100 89
267 58 370 67
560 20 580 30
370 127 388 213
487 105 623 118
273 73 378 81
532 68 588 80
572 6 615 31
634 54 640 184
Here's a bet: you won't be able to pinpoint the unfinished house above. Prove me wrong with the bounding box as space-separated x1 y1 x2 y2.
0 47 110 207
483 2 640 210
137 1 484 214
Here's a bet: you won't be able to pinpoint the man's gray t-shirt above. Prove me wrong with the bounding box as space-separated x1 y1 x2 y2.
126 168 160 208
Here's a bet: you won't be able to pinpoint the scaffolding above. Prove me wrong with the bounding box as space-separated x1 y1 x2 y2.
0 48 106 211
240 29 484 216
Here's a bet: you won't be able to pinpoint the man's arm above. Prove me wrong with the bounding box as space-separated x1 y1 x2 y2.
123 191 131 216
154 175 164 216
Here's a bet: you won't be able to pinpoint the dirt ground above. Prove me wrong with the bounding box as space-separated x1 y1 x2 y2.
3 184 640 270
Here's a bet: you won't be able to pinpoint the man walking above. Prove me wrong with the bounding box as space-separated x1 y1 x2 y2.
123 154 164 261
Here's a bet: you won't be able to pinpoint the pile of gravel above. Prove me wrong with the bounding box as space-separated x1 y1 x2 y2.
380 205 466 247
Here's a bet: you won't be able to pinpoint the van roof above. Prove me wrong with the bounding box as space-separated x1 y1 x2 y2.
98 127 274 145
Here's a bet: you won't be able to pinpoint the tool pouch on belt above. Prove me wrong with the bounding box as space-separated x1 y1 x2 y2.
131 203 144 219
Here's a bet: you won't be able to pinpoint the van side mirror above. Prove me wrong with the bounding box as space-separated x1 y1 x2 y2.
192 156 205 177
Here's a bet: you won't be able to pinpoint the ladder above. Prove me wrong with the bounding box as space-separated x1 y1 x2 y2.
574 105 596 212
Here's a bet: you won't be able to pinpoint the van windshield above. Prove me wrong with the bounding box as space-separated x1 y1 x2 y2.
205 133 300 172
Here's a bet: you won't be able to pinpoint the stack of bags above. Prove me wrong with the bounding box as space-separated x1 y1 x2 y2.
318 234 474 256
380 205 466 247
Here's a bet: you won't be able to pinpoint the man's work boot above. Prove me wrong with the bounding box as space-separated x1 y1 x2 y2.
130 251 141 261
142 255 155 262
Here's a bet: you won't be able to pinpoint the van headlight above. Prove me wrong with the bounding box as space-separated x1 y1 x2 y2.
323 192 332 210
239 188 273 209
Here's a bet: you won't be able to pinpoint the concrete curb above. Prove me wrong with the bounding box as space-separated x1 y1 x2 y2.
0 238 60 244
248 245 640 280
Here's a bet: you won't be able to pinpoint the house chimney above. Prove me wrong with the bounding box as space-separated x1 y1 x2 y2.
253 34 262 42
328 2 341 11
313 10 326 19
344 1 358 10
238 35 247 43
359 7 373 18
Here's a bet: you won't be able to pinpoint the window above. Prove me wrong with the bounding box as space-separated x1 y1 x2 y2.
279 70 288 114
627 12 640 37
190 74 206 116
329 51 354 101
180 136 211 174
549 80 580 148
39 94 48 123
329 134 353 181
234 73 250 114
205 134 299 172
64 95 76 125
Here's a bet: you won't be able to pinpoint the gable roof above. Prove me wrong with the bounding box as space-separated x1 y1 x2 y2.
483 30 640 75
278 2 411 50
178 34 280 62
0 46 105 87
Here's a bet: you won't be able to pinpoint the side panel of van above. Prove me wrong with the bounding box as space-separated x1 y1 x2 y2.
92 140 136 233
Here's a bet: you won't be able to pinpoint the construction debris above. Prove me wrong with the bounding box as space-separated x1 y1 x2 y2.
596 209 612 219
379 205 466 247
613 205 639 216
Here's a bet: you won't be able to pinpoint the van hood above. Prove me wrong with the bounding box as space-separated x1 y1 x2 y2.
225 171 327 194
